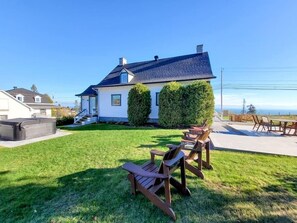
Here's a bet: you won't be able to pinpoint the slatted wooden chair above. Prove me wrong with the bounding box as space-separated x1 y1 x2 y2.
287 122 297 135
180 129 212 179
252 114 262 131
122 145 191 220
183 119 208 137
261 116 282 132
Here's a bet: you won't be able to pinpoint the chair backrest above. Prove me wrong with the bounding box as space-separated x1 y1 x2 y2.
252 114 259 124
184 129 211 161
262 116 269 123
154 145 183 185
190 119 208 129
198 129 211 141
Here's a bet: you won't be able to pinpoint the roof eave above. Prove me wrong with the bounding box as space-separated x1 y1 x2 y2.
95 75 216 88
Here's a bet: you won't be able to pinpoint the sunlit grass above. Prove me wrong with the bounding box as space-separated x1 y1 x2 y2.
0 124 296 222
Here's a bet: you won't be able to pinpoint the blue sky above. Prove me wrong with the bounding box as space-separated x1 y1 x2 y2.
1 0 297 110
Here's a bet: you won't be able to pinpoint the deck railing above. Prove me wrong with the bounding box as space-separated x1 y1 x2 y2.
74 109 87 124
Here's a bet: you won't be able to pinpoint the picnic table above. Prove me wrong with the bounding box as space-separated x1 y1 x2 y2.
270 118 297 135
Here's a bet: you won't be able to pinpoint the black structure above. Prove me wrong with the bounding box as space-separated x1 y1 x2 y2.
0 118 56 141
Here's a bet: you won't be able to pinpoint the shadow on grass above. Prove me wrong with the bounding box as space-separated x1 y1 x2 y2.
1 166 296 223
60 123 157 132
0 170 11 175
137 134 181 149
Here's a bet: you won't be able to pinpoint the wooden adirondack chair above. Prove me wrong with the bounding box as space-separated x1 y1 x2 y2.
122 145 191 220
183 119 208 137
252 114 262 131
181 129 212 179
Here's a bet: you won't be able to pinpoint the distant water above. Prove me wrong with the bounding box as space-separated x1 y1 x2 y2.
216 108 297 115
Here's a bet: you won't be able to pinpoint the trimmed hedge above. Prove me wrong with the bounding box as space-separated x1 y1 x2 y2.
56 116 74 126
158 82 184 128
128 83 151 126
183 81 214 126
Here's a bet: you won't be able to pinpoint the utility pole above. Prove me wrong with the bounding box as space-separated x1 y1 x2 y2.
221 67 224 119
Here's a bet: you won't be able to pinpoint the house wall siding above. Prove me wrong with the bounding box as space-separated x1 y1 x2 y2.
97 81 195 122
0 91 32 119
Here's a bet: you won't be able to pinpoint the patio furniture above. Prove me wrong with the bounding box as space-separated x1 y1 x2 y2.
183 121 209 140
190 119 208 130
261 116 282 132
251 114 263 131
181 129 212 179
287 122 297 135
122 144 190 220
270 118 297 135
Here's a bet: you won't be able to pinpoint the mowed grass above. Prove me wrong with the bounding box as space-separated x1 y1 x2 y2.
0 124 296 223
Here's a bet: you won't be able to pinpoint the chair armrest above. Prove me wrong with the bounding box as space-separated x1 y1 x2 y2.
122 162 167 179
163 151 184 167
181 139 195 144
150 149 165 156
166 144 180 150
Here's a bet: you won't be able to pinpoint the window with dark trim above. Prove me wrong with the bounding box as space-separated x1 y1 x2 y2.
111 94 121 106
156 92 159 106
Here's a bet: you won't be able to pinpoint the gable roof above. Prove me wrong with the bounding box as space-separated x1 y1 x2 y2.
6 88 53 104
75 85 97 97
96 52 215 87
0 90 33 111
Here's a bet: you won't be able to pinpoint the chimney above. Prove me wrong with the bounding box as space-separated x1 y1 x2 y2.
119 57 127 66
196 44 203 54
154 55 159 61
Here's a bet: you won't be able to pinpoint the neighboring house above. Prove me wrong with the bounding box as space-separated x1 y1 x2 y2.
76 45 216 123
0 88 55 120
0 90 33 120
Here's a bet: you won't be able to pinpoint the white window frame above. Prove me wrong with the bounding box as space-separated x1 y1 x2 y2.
35 96 41 103
16 94 24 102
120 72 128 83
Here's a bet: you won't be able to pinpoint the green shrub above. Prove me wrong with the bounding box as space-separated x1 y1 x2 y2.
128 83 151 126
183 81 214 125
159 82 184 128
56 116 74 126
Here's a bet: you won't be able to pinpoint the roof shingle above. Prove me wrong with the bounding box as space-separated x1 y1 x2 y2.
6 88 53 104
97 52 215 87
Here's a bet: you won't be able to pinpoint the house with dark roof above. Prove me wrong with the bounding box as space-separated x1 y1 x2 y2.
76 45 215 123
0 88 54 119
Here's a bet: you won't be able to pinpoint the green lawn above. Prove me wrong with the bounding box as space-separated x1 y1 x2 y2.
0 124 296 223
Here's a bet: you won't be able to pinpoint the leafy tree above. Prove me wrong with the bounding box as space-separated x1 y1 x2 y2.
43 94 54 103
159 82 183 128
74 100 80 112
31 84 38 92
247 104 256 114
128 83 151 126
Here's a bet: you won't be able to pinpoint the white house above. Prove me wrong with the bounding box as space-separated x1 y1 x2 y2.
76 45 216 123
0 90 33 120
0 88 54 120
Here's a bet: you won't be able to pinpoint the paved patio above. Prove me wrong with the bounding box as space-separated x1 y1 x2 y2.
210 121 297 157
0 129 71 148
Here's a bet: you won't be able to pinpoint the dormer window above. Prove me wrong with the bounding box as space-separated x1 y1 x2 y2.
120 69 134 83
120 72 128 83
35 96 41 103
16 94 24 102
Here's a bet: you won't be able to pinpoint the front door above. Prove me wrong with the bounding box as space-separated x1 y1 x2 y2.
89 96 97 115
81 96 89 114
